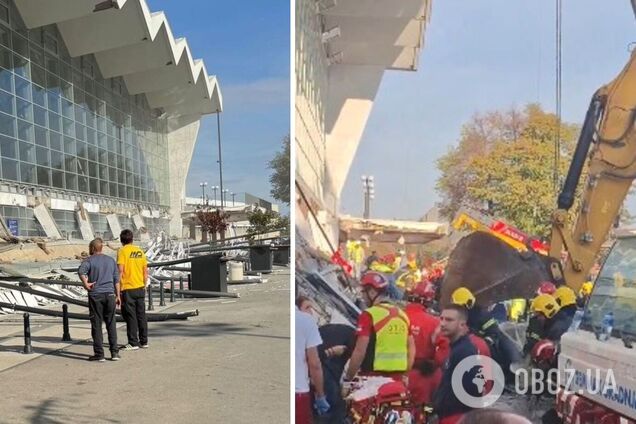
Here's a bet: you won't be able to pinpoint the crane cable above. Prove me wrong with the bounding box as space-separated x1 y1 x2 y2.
554 0 563 196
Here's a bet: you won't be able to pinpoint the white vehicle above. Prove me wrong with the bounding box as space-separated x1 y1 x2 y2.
556 233 636 423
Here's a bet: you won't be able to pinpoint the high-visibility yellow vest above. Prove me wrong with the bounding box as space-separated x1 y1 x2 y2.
396 270 421 290
509 299 527 321
366 304 410 372
370 263 394 274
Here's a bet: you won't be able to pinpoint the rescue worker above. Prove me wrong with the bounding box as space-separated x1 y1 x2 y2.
537 281 556 296
344 272 416 382
406 282 440 361
517 281 557 322
523 294 560 356
577 281 593 308
365 250 379 269
396 255 422 292
316 324 355 423
549 286 578 339
508 299 527 322
450 288 520 376
405 282 443 405
490 302 508 323
433 304 480 424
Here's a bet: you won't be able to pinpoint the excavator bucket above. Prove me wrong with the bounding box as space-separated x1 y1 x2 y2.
441 231 552 307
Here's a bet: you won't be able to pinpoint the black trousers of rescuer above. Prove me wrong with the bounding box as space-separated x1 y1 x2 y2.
121 287 148 346
88 293 118 356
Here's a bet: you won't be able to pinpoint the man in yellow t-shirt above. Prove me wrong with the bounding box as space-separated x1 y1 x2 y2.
117 229 149 350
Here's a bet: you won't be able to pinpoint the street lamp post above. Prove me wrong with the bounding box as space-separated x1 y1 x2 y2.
222 189 229 207
212 185 219 207
216 111 224 209
199 182 208 205
361 175 375 219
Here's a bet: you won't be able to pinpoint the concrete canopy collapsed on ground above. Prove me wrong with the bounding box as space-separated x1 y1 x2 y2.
0 0 223 242
339 215 448 245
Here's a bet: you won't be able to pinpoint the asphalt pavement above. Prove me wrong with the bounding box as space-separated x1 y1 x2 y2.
0 267 290 424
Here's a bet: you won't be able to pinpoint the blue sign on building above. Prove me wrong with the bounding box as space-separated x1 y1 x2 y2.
6 219 18 237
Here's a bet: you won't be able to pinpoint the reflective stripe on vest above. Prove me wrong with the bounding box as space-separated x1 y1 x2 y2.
478 318 498 336
482 318 497 331
366 304 409 372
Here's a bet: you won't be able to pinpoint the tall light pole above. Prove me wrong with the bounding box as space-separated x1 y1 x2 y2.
361 175 375 219
199 181 208 205
216 111 224 208
231 192 236 206
211 185 219 207
222 189 229 207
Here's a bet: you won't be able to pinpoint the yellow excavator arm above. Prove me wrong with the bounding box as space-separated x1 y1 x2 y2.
550 50 636 292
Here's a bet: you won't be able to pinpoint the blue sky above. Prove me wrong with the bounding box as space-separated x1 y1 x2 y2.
147 1 289 209
340 1 636 220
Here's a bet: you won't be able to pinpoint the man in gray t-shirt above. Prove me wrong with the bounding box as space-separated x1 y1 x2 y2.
78 238 120 362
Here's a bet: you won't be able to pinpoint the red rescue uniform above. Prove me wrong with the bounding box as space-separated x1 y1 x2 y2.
405 303 443 405
405 303 439 361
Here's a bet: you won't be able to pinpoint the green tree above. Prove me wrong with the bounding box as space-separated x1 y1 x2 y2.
268 135 290 205
437 104 581 237
436 108 525 219
246 208 288 240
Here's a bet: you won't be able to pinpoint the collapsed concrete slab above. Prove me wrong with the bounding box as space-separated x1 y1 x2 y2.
33 205 62 240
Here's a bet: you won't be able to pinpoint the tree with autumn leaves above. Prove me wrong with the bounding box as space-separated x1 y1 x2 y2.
436 104 581 238
195 208 229 242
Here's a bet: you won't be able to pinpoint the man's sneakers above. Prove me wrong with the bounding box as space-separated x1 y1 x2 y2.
121 344 139 351
88 355 105 362
111 352 121 361
140 344 149 349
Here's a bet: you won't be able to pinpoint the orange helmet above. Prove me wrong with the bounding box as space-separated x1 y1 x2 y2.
537 281 556 295
360 272 389 291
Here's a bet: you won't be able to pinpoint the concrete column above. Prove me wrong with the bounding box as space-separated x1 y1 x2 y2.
324 64 385 201
166 115 201 238
106 214 122 239
0 209 13 239
76 210 94 241
132 214 150 242
33 204 62 239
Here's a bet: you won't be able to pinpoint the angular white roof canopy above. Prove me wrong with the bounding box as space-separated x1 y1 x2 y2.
320 0 431 200
14 0 222 117
322 0 430 70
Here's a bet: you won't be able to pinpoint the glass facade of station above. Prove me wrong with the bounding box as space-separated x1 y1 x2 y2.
0 2 171 210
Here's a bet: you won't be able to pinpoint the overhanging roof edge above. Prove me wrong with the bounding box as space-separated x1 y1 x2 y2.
13 0 221 118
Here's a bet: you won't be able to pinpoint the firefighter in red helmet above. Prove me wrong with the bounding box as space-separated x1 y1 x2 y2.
344 272 416 382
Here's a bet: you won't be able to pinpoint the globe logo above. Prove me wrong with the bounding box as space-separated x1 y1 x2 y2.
468 365 492 394
451 355 505 408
